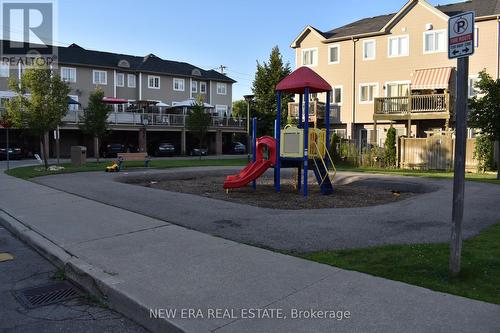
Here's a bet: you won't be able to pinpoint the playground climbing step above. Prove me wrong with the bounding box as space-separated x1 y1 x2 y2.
312 159 333 194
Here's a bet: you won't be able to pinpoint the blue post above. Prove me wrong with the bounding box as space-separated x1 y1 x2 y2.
298 94 303 129
303 88 309 197
252 117 257 190
326 90 331 150
275 91 281 192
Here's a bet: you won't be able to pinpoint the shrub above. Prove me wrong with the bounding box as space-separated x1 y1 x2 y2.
384 126 397 167
474 135 494 173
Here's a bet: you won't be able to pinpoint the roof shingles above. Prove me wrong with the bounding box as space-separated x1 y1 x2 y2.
319 0 500 41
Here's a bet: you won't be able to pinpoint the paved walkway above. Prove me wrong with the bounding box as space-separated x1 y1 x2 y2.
1 171 499 332
34 167 500 252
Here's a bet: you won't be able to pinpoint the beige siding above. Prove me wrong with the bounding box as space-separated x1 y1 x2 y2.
293 1 499 137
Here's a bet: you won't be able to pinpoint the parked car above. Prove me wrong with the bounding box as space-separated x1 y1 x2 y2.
229 142 246 154
101 143 126 158
154 142 175 157
0 146 22 160
189 146 208 156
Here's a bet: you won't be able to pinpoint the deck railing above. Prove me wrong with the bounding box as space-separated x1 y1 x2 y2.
61 110 246 129
288 101 341 123
374 93 449 115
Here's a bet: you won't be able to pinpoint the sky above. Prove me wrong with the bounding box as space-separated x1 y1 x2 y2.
51 0 458 101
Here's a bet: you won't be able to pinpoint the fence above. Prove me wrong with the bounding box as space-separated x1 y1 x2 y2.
399 135 477 171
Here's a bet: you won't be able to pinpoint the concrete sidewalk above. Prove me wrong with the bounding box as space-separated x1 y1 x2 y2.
1 172 499 332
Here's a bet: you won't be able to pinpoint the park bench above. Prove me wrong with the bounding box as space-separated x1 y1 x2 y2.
116 152 150 171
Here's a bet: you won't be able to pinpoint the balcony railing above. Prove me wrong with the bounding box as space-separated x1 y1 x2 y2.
62 110 246 129
374 93 449 115
288 101 341 123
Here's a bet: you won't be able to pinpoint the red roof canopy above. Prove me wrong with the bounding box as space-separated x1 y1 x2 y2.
276 67 332 94
103 97 129 104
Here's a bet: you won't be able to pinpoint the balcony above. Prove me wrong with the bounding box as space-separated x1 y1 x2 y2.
287 101 341 124
374 93 450 121
61 110 246 130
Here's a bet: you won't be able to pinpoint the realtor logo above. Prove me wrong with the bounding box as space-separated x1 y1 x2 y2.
0 0 58 67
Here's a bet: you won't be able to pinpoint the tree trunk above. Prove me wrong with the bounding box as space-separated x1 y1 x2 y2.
198 137 202 161
94 136 100 163
41 133 49 170
496 140 500 180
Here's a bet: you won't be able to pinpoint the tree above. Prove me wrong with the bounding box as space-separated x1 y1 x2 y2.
232 100 247 117
469 70 500 179
6 64 70 169
384 125 397 167
473 134 494 173
186 96 211 159
252 46 292 135
79 88 112 163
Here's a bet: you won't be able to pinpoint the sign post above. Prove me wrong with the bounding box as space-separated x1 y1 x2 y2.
448 11 475 277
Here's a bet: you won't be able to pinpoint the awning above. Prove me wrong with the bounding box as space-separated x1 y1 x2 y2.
171 99 214 108
103 97 129 104
412 67 453 90
67 96 80 105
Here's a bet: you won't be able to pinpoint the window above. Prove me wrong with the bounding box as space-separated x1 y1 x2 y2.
363 40 376 60
216 105 228 117
329 86 343 105
359 83 378 103
309 93 317 102
68 95 79 111
468 75 479 97
302 48 318 66
148 75 160 89
216 82 227 95
388 35 409 57
0 62 9 77
200 82 207 94
61 67 76 82
424 30 446 53
386 82 409 97
127 74 136 88
116 73 124 87
328 45 340 64
173 78 184 91
92 70 107 85
191 80 197 93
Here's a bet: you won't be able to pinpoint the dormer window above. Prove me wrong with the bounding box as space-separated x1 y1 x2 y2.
117 59 130 68
191 68 201 76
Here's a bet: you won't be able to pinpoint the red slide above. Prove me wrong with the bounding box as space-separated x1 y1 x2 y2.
223 136 276 189
223 159 273 189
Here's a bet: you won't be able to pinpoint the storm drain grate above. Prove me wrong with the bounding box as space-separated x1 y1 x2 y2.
13 281 80 309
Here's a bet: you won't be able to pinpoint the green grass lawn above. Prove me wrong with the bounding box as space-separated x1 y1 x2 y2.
335 164 500 185
5 158 248 180
299 223 500 305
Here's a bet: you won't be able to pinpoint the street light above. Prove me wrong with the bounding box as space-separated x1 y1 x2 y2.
243 94 254 161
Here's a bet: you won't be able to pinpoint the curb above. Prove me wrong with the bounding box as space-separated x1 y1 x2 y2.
0 210 186 333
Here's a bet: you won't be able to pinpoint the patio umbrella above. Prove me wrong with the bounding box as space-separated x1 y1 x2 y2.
171 98 214 109
156 101 169 107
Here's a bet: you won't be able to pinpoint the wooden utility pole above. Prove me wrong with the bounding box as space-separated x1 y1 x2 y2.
450 56 469 277
447 11 474 277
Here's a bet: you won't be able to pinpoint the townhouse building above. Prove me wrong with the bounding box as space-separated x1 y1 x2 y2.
0 41 243 156
290 0 500 146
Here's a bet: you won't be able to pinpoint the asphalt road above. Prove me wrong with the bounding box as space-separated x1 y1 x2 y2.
0 225 148 333
34 167 500 252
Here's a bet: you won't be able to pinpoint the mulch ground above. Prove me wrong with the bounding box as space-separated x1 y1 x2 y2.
124 170 416 210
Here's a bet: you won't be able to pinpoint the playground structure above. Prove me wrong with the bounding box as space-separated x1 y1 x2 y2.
224 67 336 197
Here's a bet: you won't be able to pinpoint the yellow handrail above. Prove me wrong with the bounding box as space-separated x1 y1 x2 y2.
310 140 336 186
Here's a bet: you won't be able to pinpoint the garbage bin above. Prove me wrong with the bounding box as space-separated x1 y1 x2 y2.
71 146 87 166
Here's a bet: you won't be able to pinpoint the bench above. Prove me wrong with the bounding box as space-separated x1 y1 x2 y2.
116 152 150 170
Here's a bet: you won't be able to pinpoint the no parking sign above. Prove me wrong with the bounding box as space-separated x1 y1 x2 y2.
448 11 475 59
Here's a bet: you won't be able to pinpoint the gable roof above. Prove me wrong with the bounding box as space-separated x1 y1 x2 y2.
292 0 500 46
0 40 235 83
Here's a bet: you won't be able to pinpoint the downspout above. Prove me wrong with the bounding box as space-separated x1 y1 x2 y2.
351 37 358 141
139 72 142 100
497 16 500 80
